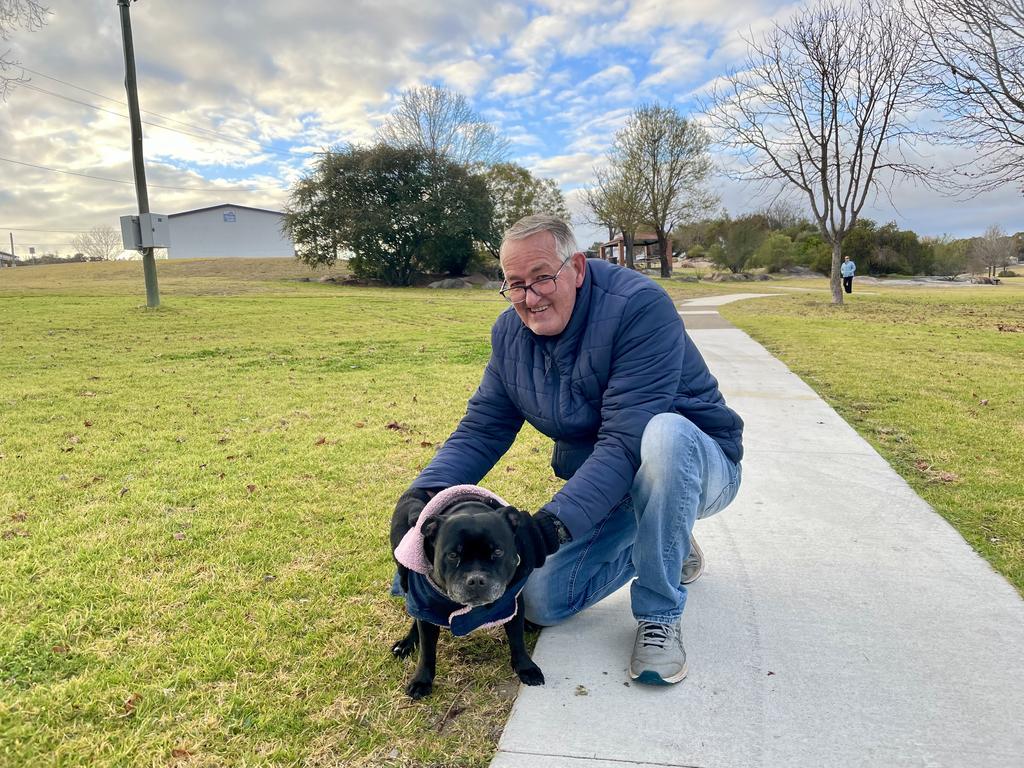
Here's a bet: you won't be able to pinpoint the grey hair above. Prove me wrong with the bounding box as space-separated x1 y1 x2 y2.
500 213 577 263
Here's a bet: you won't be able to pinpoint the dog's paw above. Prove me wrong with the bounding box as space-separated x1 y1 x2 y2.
406 677 434 699
391 637 416 659
515 663 545 686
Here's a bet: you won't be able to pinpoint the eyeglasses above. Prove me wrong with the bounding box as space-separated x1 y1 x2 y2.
499 255 573 304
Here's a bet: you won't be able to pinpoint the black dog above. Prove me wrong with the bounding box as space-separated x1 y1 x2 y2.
390 497 544 699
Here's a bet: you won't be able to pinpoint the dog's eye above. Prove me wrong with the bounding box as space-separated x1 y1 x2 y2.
492 549 503 559
446 552 459 562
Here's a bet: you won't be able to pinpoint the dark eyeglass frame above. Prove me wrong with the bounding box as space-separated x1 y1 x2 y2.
499 254 574 304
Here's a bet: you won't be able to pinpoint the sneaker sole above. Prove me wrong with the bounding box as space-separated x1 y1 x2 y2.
630 663 688 686
681 536 705 585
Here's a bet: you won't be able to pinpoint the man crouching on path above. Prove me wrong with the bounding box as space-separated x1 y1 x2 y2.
393 214 744 685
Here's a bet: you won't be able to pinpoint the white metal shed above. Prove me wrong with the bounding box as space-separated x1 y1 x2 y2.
167 203 295 259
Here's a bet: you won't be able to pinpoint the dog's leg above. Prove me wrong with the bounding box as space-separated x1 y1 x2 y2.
505 595 544 686
391 619 418 659
406 619 440 699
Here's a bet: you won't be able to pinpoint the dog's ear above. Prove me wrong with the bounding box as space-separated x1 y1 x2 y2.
421 516 441 541
420 516 441 563
500 505 524 532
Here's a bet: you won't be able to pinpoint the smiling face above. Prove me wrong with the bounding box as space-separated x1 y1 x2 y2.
500 231 586 336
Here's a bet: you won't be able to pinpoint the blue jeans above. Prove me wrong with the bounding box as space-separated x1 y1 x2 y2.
523 413 742 626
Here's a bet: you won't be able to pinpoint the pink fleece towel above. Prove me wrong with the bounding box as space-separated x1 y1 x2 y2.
394 484 510 575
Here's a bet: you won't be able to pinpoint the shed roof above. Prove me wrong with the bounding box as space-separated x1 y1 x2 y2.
169 203 284 218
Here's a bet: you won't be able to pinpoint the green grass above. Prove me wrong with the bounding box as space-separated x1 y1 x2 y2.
2 259 1020 766
720 281 1024 593
0 259 735 767
0 264 580 767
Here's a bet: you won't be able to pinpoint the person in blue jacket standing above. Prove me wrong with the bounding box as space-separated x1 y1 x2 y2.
394 214 744 685
841 254 856 293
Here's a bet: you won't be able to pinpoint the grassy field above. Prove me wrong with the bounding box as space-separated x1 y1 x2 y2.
1 259 1020 766
0 261 573 768
720 279 1024 593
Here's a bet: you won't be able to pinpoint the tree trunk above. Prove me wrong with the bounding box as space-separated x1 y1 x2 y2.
658 232 672 278
624 232 635 270
831 239 844 305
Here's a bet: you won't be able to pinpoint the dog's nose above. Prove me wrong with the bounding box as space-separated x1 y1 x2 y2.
465 572 488 589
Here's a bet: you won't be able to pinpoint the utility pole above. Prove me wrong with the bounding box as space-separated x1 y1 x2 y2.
117 0 160 308
8 232 13 259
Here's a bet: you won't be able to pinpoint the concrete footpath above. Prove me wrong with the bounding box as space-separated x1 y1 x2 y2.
491 294 1024 768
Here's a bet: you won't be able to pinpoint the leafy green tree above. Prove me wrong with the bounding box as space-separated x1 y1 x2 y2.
752 232 796 272
928 236 969 278
793 232 833 274
284 144 492 285
481 162 569 258
842 219 876 268
709 217 765 273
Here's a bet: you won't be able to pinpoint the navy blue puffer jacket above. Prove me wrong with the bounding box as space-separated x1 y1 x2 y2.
414 258 743 539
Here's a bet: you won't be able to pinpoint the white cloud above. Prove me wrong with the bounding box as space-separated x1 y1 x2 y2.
435 58 493 96
641 41 707 87
0 0 1019 249
492 71 538 97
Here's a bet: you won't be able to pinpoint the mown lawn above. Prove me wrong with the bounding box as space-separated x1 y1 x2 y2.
3 259 1019 766
0 265 564 767
0 258 740 768
720 280 1024 593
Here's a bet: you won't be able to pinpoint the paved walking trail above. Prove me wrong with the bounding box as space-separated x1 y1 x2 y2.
491 294 1024 768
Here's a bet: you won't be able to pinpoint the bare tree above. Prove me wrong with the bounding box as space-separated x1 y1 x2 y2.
758 199 808 231
614 104 717 278
704 0 930 304
72 225 122 261
378 85 509 168
584 165 647 269
970 224 1016 278
911 0 1024 192
0 1 48 99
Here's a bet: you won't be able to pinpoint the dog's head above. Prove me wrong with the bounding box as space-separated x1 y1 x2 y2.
420 499 522 607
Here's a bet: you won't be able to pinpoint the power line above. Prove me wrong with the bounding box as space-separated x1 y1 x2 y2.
0 151 280 191
17 70 310 160
0 226 93 233
19 64 312 159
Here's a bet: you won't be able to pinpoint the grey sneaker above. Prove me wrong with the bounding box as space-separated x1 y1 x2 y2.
681 535 704 585
629 620 688 685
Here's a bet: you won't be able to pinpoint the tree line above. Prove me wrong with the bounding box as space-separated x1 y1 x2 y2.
664 207 1022 279
283 86 568 286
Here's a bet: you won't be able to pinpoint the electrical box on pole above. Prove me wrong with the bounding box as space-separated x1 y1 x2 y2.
120 213 171 250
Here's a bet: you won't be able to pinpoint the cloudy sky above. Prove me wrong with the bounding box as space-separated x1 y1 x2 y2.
1 0 1020 257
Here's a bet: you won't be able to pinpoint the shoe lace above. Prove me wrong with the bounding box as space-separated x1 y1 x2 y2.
639 621 670 649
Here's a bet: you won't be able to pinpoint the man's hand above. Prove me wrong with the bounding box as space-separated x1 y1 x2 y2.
503 507 570 571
